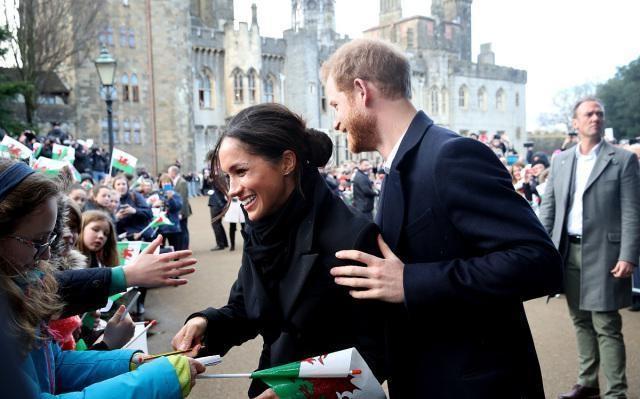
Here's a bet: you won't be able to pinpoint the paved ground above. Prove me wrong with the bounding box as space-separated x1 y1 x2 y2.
147 197 640 398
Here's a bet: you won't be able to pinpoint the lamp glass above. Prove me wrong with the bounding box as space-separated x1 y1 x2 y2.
94 47 117 87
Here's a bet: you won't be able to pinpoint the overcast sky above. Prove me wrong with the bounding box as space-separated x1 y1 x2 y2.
236 0 640 131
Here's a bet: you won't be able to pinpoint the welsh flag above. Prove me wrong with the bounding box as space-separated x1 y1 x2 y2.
117 241 153 265
52 143 75 162
32 156 67 176
148 213 173 229
32 142 43 158
65 161 82 182
1 135 32 160
111 148 137 175
199 348 386 399
0 144 9 158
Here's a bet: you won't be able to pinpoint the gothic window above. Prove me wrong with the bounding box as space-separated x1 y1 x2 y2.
123 119 131 144
458 85 468 110
119 26 127 47
107 26 114 46
101 119 108 143
263 77 274 103
515 92 520 107
390 27 397 43
248 69 257 104
478 87 487 112
429 86 439 115
128 28 135 48
113 117 120 144
444 25 453 40
496 88 506 111
232 69 244 103
121 74 130 102
131 74 139 102
440 87 448 115
321 85 326 112
99 85 118 100
133 120 142 144
197 74 212 108
407 28 415 49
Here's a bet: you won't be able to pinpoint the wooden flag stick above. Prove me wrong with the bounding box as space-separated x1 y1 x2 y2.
122 320 156 349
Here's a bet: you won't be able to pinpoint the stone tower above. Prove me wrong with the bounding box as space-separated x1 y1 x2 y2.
291 0 336 47
192 0 234 29
442 0 472 61
379 0 402 26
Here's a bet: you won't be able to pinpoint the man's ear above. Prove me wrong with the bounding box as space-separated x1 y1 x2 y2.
353 78 371 106
282 150 297 175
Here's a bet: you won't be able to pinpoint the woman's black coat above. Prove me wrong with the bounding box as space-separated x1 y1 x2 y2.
190 173 387 397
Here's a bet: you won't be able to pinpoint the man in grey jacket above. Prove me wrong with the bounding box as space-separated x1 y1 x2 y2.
540 97 640 399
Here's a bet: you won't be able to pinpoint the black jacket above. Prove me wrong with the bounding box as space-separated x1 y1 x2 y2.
190 172 387 397
378 112 562 398
55 268 112 317
352 168 376 213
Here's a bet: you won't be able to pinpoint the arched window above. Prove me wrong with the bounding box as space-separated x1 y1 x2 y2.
133 120 142 144
128 28 135 48
515 92 520 107
131 74 139 102
113 117 120 143
197 74 212 108
107 26 114 46
119 26 127 47
478 87 487 112
263 77 274 103
121 74 130 101
232 69 244 103
496 88 506 111
123 119 131 144
429 86 439 115
407 28 415 49
100 118 108 143
458 85 468 109
440 87 448 115
247 69 257 103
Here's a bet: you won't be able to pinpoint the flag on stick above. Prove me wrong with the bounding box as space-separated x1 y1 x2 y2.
138 213 173 236
32 157 67 176
197 348 385 399
110 148 137 175
52 143 75 162
117 241 152 265
1 135 32 160
32 142 43 158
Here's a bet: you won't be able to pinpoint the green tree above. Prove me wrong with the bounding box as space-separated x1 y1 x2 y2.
597 57 640 139
0 25 30 134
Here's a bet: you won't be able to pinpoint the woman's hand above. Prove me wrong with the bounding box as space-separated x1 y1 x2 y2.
122 235 197 287
254 389 279 399
171 316 207 356
102 305 135 349
188 358 206 389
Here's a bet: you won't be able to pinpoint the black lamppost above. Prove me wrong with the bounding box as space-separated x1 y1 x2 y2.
94 47 117 160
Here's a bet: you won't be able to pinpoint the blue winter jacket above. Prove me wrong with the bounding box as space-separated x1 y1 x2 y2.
22 340 183 399
157 192 183 235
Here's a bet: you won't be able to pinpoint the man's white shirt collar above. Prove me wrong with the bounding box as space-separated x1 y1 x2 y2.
575 140 602 160
383 132 407 173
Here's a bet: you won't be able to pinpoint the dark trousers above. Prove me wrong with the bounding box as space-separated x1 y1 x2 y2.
209 206 228 248
179 218 189 250
164 232 182 251
228 222 245 250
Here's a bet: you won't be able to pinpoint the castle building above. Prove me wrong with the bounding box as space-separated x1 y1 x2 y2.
64 0 526 173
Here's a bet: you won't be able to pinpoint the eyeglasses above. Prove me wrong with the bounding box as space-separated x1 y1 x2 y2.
7 233 57 260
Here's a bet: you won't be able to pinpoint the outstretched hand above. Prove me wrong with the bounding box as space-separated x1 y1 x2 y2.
123 235 197 287
330 235 405 303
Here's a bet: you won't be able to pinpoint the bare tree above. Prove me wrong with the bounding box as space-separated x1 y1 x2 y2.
2 0 104 125
538 83 596 132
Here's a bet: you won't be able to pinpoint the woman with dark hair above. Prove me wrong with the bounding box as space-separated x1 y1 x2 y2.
172 103 386 398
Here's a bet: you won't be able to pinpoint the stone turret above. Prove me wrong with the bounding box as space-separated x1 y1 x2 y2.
379 0 402 26
291 0 336 47
442 0 472 61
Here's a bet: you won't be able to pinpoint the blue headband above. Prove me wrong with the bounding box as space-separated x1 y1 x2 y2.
0 162 35 202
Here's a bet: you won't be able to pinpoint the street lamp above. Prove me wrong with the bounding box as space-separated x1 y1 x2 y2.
94 46 117 165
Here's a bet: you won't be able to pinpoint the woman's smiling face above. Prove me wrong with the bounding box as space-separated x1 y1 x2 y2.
218 137 295 221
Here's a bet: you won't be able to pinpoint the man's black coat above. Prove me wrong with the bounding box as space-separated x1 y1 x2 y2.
378 111 562 398
190 173 386 397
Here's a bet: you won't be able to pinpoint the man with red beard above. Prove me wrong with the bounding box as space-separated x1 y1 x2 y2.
325 38 563 398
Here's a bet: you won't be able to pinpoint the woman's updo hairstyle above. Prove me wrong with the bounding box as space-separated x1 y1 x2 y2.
210 103 333 199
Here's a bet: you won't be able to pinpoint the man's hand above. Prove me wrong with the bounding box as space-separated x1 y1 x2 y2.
122 235 197 287
611 260 635 278
254 388 279 399
330 235 405 303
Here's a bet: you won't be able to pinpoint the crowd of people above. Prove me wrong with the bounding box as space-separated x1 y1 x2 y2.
2 37 639 399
